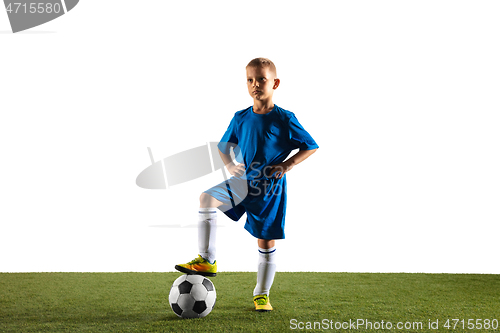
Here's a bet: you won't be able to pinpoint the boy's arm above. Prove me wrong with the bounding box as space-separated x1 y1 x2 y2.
268 148 318 179
219 149 246 177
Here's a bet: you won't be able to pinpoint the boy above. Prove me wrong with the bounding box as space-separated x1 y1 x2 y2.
175 58 318 312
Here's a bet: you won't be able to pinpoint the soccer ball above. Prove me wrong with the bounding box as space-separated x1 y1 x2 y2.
169 274 216 318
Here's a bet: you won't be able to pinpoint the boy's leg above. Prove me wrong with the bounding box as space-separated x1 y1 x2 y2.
257 239 275 249
175 193 223 276
253 239 276 311
198 193 223 263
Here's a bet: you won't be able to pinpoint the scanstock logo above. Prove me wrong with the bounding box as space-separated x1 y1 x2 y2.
3 0 79 33
137 144 247 227
137 144 232 190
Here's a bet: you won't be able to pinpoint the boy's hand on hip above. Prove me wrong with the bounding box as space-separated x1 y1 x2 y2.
268 148 317 179
227 163 246 177
268 161 293 179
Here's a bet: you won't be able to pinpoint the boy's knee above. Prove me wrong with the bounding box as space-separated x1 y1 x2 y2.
200 192 218 208
258 239 275 249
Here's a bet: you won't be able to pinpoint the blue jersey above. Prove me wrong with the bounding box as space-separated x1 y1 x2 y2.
218 105 318 180
206 104 318 240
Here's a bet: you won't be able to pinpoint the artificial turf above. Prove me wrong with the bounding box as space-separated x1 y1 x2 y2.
0 272 499 332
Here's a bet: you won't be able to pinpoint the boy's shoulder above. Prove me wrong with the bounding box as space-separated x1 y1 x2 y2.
233 106 252 118
273 105 296 121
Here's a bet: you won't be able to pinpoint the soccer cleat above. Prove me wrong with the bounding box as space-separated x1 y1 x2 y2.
175 255 217 277
253 294 273 312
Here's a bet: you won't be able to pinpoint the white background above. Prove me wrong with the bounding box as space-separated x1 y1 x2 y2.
1 1 499 273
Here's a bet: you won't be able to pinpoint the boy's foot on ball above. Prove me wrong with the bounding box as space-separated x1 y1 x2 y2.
175 255 217 277
253 294 273 312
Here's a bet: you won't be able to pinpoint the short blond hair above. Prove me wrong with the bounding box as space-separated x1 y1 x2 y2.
246 58 277 77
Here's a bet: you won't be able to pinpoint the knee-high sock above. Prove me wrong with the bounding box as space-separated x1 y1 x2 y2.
198 208 217 264
253 246 277 296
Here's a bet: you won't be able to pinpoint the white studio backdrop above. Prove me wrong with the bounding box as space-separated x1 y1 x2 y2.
0 1 499 273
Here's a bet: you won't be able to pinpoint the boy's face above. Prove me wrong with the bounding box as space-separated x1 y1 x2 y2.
246 65 280 102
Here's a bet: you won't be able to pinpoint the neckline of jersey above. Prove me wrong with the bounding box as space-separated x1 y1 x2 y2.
251 104 277 116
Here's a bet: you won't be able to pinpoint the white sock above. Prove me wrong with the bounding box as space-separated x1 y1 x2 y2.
198 208 217 264
253 246 277 296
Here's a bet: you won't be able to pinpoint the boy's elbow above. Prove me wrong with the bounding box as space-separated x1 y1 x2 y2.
299 147 318 157
300 146 318 152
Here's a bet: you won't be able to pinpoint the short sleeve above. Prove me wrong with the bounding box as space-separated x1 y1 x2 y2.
288 114 319 150
218 116 239 154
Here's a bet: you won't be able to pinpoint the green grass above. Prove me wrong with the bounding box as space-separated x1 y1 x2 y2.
1 272 499 332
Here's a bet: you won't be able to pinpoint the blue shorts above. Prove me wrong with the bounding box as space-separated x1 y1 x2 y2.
204 176 287 240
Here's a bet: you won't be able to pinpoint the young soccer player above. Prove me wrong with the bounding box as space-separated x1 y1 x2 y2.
175 58 318 312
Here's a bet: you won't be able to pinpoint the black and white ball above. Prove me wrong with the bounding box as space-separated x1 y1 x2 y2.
169 274 216 318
